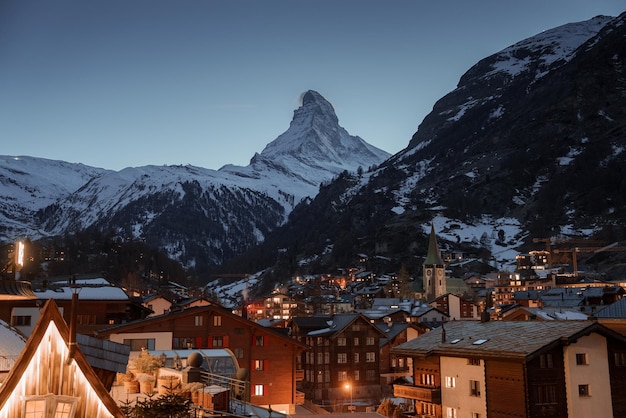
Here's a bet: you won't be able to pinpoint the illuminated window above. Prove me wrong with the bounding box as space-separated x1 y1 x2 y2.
354 353 359 363
445 376 456 388
337 337 346 346
213 315 222 326
366 352 376 363
354 337 359 346
338 371 348 381
420 373 434 386
255 360 264 371
254 385 264 396
366 337 375 345
337 353 347 364
233 348 244 358
194 316 203 326
579 384 590 397
24 395 78 418
576 353 588 365
446 407 457 418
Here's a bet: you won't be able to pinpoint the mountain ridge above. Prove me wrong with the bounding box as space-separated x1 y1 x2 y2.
0 91 389 276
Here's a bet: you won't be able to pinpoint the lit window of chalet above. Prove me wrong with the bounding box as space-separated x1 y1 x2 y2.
23 394 79 418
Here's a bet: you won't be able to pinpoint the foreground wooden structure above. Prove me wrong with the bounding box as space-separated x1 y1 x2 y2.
0 299 123 418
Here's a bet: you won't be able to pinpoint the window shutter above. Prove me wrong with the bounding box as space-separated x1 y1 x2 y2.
207 337 213 348
196 336 203 348
224 335 230 347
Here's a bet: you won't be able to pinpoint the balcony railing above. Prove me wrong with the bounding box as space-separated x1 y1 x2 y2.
295 369 304 381
393 384 441 403
295 391 305 405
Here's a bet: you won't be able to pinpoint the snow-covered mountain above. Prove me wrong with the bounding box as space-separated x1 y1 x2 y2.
1 91 389 274
249 13 626 277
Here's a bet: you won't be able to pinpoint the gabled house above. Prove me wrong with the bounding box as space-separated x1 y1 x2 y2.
374 320 424 397
289 313 387 408
392 320 626 418
0 278 139 337
95 304 308 414
0 299 124 418
142 293 174 316
430 293 480 321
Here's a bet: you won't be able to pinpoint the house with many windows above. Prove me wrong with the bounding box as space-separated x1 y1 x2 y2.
289 313 387 407
392 320 626 418
95 304 307 414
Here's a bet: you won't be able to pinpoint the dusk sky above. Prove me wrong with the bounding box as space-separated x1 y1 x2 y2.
2 1 624 171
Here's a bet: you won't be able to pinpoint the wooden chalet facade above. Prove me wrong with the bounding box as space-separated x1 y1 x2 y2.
95 304 308 414
0 299 124 418
0 278 143 337
289 313 387 407
392 320 626 418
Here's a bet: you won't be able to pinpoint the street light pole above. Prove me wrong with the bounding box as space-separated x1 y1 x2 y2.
345 383 354 412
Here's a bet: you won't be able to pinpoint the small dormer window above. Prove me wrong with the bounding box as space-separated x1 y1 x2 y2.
23 394 79 418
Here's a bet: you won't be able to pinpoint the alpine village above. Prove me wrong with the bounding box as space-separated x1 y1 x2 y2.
2 11 626 418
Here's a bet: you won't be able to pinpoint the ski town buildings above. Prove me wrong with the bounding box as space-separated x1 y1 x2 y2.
391 319 626 418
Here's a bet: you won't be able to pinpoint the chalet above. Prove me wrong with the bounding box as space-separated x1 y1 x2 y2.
289 313 387 408
0 299 125 418
374 320 424 397
392 320 626 418
142 293 174 316
95 304 308 414
430 293 480 321
0 278 142 337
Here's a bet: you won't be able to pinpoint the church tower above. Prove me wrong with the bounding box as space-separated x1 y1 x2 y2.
423 224 446 301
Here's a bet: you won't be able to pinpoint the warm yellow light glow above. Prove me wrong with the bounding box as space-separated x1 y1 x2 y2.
16 241 24 268
345 383 350 390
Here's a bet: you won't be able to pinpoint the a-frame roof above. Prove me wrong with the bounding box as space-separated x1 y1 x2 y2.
0 299 123 418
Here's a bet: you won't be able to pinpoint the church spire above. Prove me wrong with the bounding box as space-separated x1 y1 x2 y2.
424 224 444 266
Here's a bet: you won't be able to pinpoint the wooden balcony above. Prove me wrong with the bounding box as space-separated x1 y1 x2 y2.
295 369 304 381
393 384 441 403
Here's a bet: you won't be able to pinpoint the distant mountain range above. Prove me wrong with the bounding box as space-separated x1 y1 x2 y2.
0 90 389 276
2 12 626 282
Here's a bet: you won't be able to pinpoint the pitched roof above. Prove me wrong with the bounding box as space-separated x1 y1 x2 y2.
392 320 624 360
595 297 626 318
0 299 123 417
423 224 444 265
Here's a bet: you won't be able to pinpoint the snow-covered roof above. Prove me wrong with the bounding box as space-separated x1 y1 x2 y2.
35 285 128 301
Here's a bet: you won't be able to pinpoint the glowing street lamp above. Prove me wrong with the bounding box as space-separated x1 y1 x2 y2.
345 383 354 412
15 241 25 280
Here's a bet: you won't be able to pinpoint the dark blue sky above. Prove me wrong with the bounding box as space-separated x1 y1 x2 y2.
1 1 623 170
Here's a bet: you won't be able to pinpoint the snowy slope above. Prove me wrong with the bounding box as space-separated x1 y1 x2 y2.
0 156 109 237
0 91 390 272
